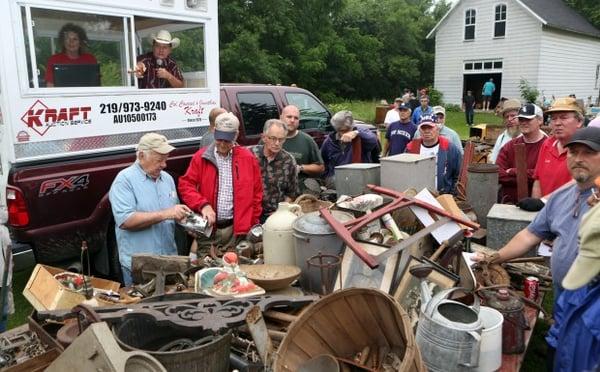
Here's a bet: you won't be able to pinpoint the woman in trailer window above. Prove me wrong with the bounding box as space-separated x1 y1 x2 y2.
44 23 98 87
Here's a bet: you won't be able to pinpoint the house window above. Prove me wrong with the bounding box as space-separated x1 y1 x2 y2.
494 4 506 37
465 9 476 40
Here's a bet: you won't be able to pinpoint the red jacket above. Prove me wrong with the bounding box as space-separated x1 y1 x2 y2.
178 144 263 235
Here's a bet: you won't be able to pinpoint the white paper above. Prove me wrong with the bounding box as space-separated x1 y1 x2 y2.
538 242 552 257
409 188 463 244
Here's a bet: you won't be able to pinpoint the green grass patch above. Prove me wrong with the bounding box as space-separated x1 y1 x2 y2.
8 267 33 330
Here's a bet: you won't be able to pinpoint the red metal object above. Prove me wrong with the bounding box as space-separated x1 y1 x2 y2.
319 184 480 269
523 276 539 302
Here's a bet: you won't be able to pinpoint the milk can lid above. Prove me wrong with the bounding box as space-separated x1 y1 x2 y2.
292 210 353 235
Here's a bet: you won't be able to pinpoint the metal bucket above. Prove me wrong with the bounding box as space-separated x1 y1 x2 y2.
416 288 483 371
113 314 231 372
466 163 499 228
292 210 353 293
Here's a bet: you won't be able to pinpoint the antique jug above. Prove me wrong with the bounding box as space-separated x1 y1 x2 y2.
482 289 529 354
263 202 302 265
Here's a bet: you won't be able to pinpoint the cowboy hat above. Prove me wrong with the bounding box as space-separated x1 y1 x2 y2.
150 30 180 49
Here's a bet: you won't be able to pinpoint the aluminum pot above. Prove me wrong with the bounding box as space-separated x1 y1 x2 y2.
292 210 353 293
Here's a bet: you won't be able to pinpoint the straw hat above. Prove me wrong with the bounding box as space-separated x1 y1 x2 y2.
150 30 180 49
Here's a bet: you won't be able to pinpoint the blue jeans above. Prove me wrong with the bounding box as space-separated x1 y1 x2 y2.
465 110 474 125
121 266 133 287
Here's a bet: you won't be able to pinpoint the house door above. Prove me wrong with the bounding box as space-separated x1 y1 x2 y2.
463 73 502 109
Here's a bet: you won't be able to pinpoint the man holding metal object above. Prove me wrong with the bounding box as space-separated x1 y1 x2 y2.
109 133 191 286
178 113 263 262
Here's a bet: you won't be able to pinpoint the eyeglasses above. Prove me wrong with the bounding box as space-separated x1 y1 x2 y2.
267 136 286 144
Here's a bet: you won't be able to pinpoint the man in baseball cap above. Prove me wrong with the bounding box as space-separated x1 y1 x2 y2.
545 197 600 371
179 112 263 263
109 133 191 285
405 115 462 194
496 103 548 204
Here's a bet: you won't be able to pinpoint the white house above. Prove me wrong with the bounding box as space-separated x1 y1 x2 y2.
427 0 600 108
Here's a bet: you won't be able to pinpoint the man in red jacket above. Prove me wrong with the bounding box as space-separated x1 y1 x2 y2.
178 112 263 259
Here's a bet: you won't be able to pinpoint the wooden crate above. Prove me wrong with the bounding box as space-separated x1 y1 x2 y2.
23 264 120 311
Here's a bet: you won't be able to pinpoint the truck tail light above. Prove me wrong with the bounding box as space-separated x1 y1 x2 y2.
6 186 29 227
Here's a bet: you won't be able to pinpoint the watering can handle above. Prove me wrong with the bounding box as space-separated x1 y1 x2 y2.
424 287 470 317
460 330 482 368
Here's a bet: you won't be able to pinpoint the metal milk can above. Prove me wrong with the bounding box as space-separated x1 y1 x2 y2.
263 202 302 265
416 287 483 371
482 289 529 354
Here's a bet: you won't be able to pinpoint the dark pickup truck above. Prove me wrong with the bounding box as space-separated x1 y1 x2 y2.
6 84 339 276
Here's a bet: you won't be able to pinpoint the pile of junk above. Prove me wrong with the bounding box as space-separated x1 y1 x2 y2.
5 170 551 371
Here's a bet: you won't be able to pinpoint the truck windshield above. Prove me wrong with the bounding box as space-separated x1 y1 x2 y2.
20 6 206 90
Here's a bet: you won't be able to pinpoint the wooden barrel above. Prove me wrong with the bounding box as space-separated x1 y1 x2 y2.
273 288 426 371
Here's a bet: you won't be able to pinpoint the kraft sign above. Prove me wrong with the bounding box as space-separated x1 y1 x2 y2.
20 99 92 136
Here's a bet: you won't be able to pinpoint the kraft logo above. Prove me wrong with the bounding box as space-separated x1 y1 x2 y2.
21 99 92 136
39 174 90 197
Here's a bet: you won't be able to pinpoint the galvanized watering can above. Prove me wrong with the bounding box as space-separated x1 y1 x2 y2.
416 287 483 371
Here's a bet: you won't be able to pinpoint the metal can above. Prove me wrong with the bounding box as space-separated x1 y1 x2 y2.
524 276 539 301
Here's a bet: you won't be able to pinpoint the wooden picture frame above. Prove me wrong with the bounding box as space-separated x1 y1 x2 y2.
334 242 399 293
393 255 460 327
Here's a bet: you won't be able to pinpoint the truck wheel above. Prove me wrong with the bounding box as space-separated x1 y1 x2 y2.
107 222 124 283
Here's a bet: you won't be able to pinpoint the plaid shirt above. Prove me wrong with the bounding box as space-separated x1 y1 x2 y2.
251 145 299 215
136 52 183 89
214 147 234 220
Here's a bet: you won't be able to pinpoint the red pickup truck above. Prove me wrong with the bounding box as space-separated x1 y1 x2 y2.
6 84 338 276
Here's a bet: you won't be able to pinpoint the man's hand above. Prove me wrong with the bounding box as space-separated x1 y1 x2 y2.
164 204 192 221
340 130 358 143
134 62 146 78
471 252 501 264
156 68 172 80
517 197 545 212
200 205 216 226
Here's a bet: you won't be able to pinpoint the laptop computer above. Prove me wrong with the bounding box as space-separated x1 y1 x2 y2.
53 63 100 87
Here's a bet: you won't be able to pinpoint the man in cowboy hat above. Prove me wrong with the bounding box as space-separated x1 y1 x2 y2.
135 29 184 89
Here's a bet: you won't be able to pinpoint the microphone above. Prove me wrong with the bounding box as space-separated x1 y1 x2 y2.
156 58 164 88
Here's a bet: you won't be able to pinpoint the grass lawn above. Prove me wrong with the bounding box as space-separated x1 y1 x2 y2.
8 267 33 330
327 100 503 139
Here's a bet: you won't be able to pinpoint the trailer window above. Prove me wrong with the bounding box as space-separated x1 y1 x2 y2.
134 17 206 88
22 7 130 88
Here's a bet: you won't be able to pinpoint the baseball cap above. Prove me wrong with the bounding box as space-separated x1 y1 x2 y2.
432 106 445 116
418 115 436 128
398 102 411 111
545 97 583 114
137 133 175 154
501 99 521 114
562 203 600 290
214 112 239 142
517 104 543 119
564 127 600 152
394 97 403 102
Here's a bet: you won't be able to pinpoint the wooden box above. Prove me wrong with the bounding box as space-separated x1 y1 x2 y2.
23 264 120 311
